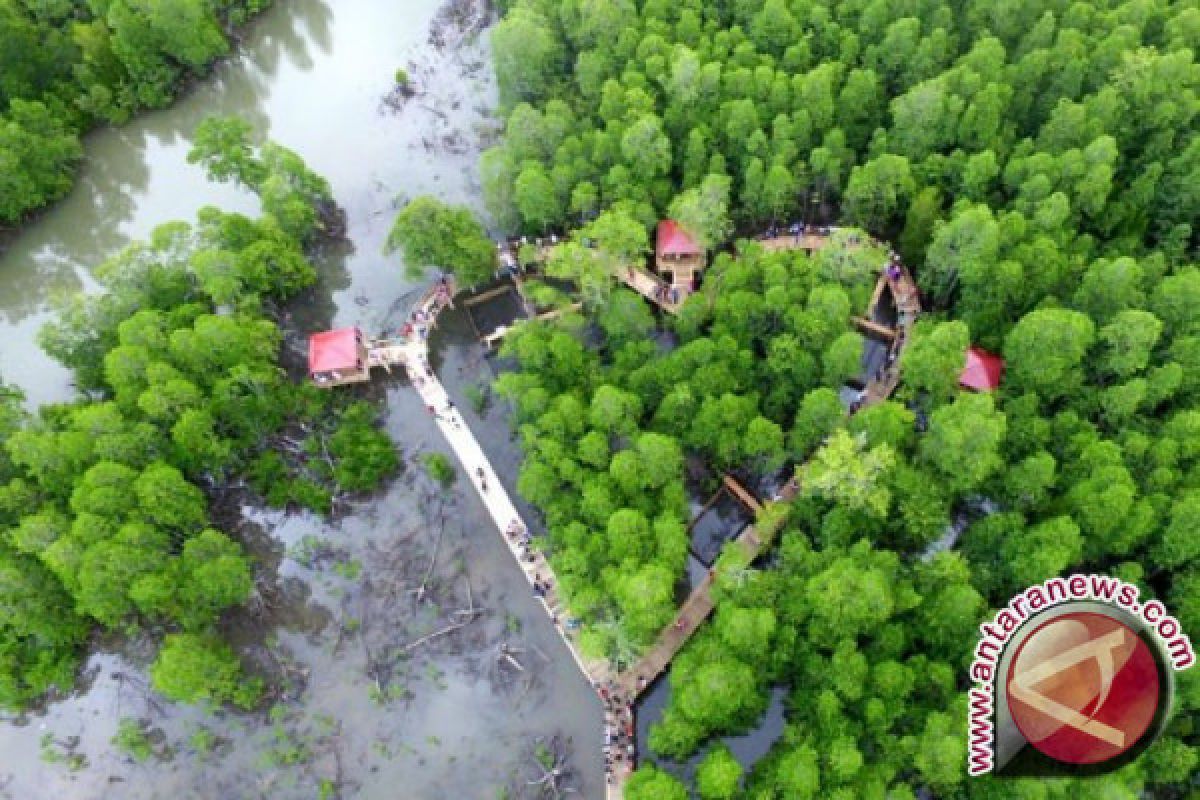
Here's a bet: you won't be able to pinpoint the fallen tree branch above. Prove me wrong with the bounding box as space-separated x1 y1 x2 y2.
410 504 446 606
397 611 483 654
399 575 483 654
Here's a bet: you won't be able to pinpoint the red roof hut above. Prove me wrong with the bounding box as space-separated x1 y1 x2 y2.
309 327 369 387
655 220 705 288
959 346 1004 392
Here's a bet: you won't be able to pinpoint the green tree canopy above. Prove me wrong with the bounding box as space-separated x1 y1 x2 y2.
385 196 496 286
798 430 894 518
150 633 261 709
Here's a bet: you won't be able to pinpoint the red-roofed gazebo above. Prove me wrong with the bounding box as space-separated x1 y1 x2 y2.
656 220 701 258
959 346 1004 392
655 220 705 289
309 327 369 387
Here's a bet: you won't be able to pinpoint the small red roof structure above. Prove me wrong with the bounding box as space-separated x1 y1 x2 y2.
308 327 363 375
656 220 702 258
959 346 1004 392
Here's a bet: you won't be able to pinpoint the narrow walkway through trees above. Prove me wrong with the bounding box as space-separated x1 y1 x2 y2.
616 265 686 313
394 230 921 798
481 303 583 349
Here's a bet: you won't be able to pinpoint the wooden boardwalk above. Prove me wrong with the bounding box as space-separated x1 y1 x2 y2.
613 517 769 699
617 265 686 314
523 241 688 316
395 287 635 798
888 261 921 315
396 228 921 799
756 232 837 252
399 298 617 685
858 257 920 406
722 474 764 514
480 303 583 349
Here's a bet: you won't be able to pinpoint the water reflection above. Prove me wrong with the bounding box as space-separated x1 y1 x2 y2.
635 681 788 787
299 0 336 57
0 0 490 409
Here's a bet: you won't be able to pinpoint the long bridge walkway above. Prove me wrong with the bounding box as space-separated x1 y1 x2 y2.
399 229 921 798
399 305 617 687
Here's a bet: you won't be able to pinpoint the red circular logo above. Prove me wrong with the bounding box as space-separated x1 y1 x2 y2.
1006 612 1159 765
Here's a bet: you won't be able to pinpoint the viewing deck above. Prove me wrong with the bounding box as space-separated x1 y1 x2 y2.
756 231 838 252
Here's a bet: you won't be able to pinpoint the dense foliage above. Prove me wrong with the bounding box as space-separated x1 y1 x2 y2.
385 195 497 287
0 124 396 711
486 0 1199 796
189 115 340 246
0 0 271 224
498 238 879 662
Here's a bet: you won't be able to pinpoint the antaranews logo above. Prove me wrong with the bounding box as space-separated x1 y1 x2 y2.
967 574 1195 777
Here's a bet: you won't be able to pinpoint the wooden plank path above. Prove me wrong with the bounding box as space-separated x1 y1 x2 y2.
617 265 686 314
854 315 897 340
398 229 921 799
480 303 583 349
722 474 764 514
756 232 837 252
526 241 687 316
399 287 640 797
462 284 512 307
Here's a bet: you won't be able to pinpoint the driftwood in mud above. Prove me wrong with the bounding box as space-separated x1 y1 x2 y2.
496 643 525 672
427 0 493 51
409 500 447 606
398 575 484 655
520 736 579 799
380 81 420 114
114 670 167 718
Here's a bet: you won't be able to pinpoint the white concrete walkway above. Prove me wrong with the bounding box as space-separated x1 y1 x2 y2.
401 339 615 684
399 285 636 796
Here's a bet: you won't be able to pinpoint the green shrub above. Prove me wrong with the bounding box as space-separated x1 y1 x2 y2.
113 718 154 762
465 383 489 414
421 452 456 486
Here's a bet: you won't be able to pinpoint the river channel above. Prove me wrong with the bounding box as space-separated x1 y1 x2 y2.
0 1 604 798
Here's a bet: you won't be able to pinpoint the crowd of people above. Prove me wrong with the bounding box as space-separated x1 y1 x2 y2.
652 282 683 306
598 679 638 786
395 274 455 342
760 221 834 240
495 233 561 280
